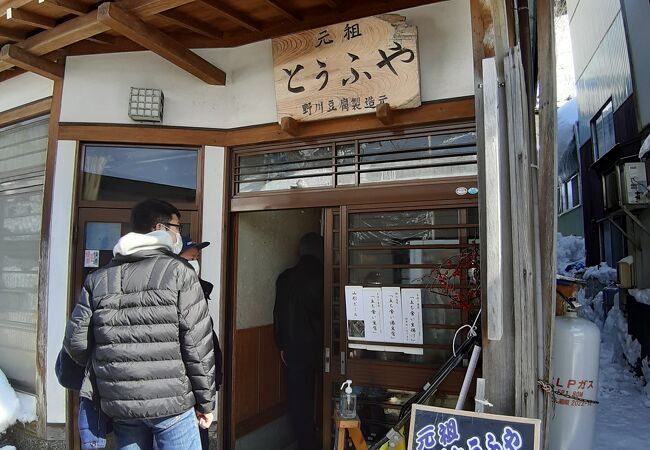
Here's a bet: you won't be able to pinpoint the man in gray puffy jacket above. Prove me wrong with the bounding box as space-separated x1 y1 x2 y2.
64 199 216 450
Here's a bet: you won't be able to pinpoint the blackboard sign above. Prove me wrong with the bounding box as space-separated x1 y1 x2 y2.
407 405 541 450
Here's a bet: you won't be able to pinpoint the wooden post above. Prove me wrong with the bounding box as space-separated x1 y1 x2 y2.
537 0 558 447
376 103 393 125
470 0 517 415
280 116 300 136
475 377 487 413
504 46 538 419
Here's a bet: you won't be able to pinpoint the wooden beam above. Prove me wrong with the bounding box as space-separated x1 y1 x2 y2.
38 0 91 16
58 98 475 147
6 7 57 29
0 0 194 73
121 0 193 16
0 97 51 128
0 43 65 79
0 26 26 41
86 33 117 45
376 103 393 125
322 0 343 9
280 116 300 136
263 0 300 24
96 2 226 85
158 10 223 39
0 66 25 81
0 0 31 10
197 0 261 32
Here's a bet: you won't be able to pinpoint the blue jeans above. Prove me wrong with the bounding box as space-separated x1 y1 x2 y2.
112 409 201 450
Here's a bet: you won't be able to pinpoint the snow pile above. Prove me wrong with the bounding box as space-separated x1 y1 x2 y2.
583 262 617 285
0 369 37 435
577 289 606 330
556 233 585 275
629 288 650 306
640 134 650 160
576 284 650 448
0 446 16 450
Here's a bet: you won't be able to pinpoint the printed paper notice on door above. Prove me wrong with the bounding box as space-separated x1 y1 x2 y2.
363 287 383 342
345 286 365 340
84 249 100 268
381 287 403 343
401 288 423 344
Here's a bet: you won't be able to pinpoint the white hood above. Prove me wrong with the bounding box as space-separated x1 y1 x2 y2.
113 230 174 256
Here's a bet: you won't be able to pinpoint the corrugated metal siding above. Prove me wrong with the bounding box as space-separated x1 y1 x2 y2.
569 0 621 79
575 13 633 147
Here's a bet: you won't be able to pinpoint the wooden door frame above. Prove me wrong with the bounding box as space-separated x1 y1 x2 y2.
223 181 478 449
67 142 204 450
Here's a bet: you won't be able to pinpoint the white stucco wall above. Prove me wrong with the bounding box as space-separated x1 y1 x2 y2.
46 140 77 423
201 146 226 325
236 209 321 330
59 0 473 128
0 72 53 114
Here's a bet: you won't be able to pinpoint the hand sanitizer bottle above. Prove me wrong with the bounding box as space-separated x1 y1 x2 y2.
339 379 357 419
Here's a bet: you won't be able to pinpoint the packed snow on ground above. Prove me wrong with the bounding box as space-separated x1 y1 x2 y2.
0 369 37 435
0 446 16 450
557 233 585 276
629 288 650 306
576 279 650 449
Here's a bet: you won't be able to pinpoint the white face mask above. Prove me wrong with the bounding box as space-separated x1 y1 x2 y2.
188 260 200 275
171 231 183 254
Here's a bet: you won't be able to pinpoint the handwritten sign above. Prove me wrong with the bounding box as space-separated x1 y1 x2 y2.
272 14 420 122
363 287 384 341
382 287 404 343
345 285 366 340
408 405 541 450
402 288 423 344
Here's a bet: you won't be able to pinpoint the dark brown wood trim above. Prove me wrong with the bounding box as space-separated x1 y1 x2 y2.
35 78 62 438
0 96 52 128
57 97 475 147
230 177 479 212
225 97 475 146
226 212 239 448
217 147 231 450
58 123 226 146
235 403 287 439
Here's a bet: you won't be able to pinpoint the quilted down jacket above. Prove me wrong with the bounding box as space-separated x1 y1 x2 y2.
64 231 216 420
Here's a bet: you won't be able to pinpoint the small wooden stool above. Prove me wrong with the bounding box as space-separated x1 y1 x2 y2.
335 413 368 450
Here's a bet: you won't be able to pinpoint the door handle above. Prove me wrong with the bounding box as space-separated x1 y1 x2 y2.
340 351 346 375
325 347 330 373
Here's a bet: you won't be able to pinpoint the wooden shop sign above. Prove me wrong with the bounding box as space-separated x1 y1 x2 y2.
272 14 421 123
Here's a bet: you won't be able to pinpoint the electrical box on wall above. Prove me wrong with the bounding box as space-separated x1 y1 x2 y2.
602 160 649 211
622 162 648 206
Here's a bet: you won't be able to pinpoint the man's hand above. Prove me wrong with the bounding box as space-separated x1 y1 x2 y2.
196 411 213 429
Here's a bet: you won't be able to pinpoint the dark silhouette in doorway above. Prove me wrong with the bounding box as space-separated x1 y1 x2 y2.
273 232 324 450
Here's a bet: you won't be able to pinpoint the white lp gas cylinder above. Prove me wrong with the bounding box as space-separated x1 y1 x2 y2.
549 311 600 450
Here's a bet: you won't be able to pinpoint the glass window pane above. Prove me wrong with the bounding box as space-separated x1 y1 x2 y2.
238 147 333 193
82 145 197 202
0 117 48 393
350 210 459 229
570 176 580 208
349 248 463 266
422 307 462 324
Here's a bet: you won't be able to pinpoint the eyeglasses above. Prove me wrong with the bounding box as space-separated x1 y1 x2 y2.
161 222 184 233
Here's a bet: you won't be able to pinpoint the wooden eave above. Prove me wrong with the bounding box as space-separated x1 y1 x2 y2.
0 0 444 83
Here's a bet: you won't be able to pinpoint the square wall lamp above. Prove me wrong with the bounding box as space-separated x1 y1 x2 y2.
128 87 164 122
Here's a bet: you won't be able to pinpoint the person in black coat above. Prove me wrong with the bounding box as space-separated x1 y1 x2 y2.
273 232 324 450
180 236 224 450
